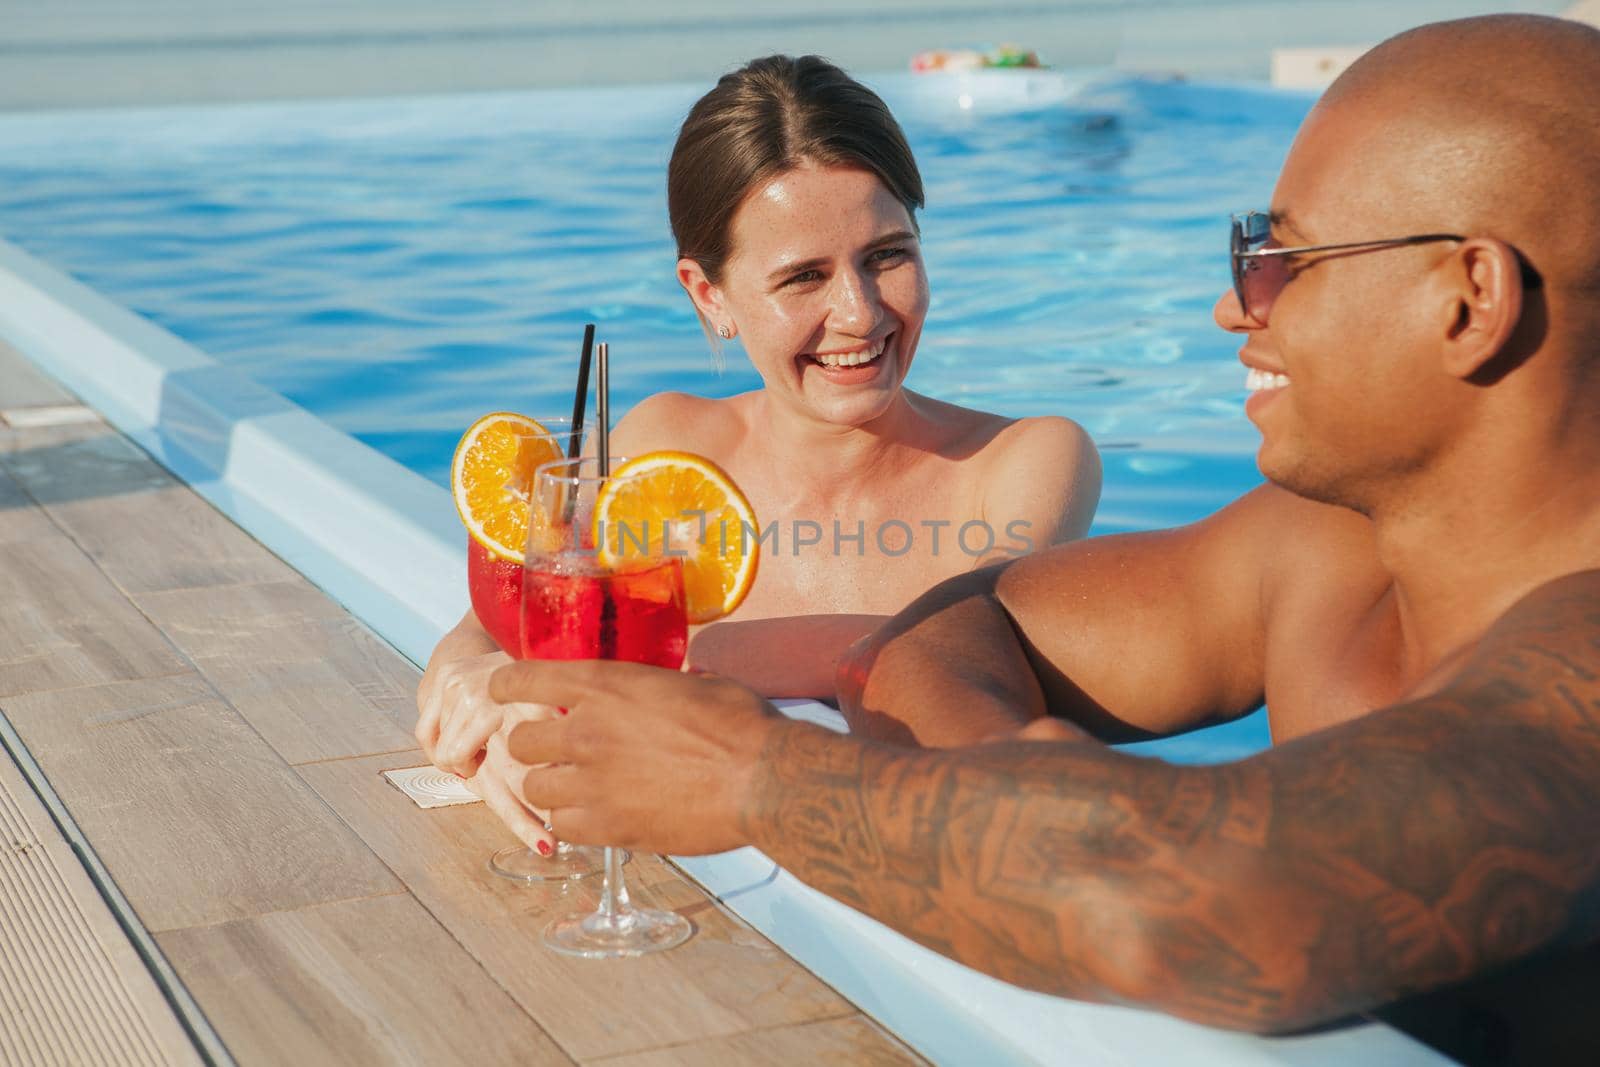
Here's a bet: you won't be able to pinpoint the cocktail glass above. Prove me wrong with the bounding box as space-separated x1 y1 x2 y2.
526 456 694 957
472 418 614 883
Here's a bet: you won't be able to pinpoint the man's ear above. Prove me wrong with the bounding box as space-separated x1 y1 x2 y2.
677 258 730 331
1440 238 1524 380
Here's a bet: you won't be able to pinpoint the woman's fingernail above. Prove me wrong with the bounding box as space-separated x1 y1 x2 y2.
536 840 553 857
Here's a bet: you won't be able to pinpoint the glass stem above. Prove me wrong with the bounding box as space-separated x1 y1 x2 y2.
599 846 630 921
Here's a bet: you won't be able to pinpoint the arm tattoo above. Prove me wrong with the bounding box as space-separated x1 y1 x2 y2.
743 575 1600 1032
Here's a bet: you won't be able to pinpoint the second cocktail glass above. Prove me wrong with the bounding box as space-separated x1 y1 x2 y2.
524 456 694 957
474 418 612 883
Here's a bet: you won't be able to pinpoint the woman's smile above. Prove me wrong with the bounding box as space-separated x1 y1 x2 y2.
801 331 895 384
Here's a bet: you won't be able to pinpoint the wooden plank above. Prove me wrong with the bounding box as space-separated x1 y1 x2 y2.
0 424 171 504
0 339 75 409
0 462 57 545
0 675 401 932
0 427 298 594
43 481 301 595
136 581 420 764
156 893 573 1066
0 538 191 699
0 423 102 477
297 752 861 1061
0 750 203 1067
590 1015 922 1067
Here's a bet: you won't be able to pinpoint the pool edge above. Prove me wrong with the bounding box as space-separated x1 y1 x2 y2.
0 236 465 666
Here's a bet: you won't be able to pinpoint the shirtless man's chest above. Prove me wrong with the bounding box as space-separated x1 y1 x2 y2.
1265 582 1410 741
1257 521 1454 743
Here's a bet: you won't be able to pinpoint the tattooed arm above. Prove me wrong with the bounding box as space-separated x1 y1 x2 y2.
500 569 1600 1032
750 569 1600 1031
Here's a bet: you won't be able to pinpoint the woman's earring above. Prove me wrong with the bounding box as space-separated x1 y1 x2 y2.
717 324 732 339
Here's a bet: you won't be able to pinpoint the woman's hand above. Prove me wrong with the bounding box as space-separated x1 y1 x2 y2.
416 649 515 776
466 715 558 856
416 610 502 768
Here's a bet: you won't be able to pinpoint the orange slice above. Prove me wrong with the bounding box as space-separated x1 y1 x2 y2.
451 412 566 562
594 451 759 623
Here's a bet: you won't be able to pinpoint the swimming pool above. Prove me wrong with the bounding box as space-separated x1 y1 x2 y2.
0 70 1308 762
0 69 1447 1066
0 69 1306 522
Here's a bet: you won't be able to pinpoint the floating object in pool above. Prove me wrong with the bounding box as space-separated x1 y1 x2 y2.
911 45 1044 73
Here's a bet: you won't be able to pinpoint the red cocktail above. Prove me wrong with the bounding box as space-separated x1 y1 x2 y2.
529 456 695 958
470 528 688 667
520 557 686 667
467 537 523 655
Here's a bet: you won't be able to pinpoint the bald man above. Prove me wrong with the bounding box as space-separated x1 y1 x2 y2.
493 15 1600 1063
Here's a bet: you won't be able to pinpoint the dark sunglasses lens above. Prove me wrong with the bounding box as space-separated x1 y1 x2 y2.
1231 213 1277 322
1241 212 1270 248
1240 255 1285 323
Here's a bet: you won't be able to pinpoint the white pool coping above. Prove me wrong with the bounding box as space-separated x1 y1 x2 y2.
0 236 1448 1066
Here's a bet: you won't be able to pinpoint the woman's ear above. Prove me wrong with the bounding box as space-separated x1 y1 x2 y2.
1440 238 1524 380
677 258 731 333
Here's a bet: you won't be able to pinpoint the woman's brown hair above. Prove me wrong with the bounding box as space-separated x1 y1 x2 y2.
668 54 924 288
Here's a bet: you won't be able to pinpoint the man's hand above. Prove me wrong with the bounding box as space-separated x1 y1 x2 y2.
494 660 782 856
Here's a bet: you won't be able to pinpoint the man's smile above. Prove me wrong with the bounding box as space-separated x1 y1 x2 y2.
1245 367 1290 392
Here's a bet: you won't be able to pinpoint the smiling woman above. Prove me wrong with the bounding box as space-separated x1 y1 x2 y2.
619 56 1102 679
415 56 1102 821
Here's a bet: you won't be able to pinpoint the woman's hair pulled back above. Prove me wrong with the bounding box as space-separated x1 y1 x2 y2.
668 54 924 287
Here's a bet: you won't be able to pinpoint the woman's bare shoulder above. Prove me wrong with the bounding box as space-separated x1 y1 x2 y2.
904 392 1095 466
987 414 1100 484
901 393 1102 544
611 390 755 455
979 414 1102 541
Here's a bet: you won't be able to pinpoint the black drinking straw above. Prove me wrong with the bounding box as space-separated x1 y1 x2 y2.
566 323 595 460
595 341 610 477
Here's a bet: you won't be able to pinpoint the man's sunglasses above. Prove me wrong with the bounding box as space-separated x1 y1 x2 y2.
1229 211 1542 325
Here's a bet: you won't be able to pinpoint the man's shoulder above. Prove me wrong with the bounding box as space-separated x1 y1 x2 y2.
1471 568 1600 671
1463 570 1600 788
1499 567 1600 621
1173 482 1382 588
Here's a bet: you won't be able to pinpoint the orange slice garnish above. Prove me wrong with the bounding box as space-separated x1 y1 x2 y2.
594 451 759 623
451 412 567 562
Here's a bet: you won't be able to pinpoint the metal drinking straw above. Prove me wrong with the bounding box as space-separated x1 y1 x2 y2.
595 342 610 477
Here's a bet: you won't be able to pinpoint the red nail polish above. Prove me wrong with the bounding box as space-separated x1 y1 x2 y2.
536 840 553 857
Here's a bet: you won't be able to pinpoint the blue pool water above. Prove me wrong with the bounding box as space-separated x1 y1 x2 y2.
0 71 1319 758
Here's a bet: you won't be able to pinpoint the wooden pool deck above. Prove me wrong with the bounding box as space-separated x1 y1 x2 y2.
0 337 918 1065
